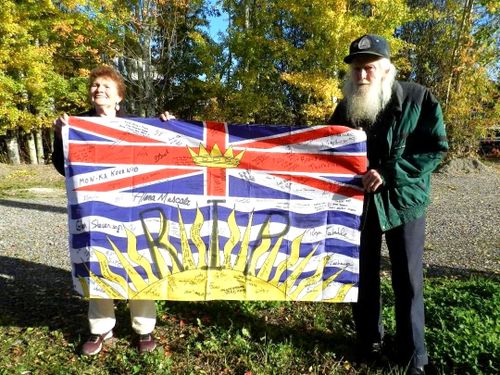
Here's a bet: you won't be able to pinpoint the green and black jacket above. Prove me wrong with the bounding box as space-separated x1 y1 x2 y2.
330 81 449 231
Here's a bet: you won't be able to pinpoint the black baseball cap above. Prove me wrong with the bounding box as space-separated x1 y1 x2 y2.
344 34 390 64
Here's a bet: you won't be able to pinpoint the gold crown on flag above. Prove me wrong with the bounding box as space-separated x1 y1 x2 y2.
188 144 245 168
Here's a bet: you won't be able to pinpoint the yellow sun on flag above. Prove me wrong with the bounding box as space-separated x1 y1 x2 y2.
80 206 354 302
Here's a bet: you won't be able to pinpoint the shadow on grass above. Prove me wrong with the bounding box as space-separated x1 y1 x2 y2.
0 256 86 343
1 253 497 370
0 198 67 214
380 255 500 280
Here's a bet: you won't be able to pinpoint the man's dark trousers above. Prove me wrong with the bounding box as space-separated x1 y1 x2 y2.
353 196 428 368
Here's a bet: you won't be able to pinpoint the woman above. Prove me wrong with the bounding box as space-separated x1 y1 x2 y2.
53 65 174 355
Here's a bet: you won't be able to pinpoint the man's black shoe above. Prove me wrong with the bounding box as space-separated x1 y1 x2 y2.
356 341 385 364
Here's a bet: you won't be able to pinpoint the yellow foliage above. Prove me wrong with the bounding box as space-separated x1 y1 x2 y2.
281 71 343 123
78 68 91 77
74 34 87 44
188 31 207 46
52 21 73 35
301 103 332 123
281 72 341 102
61 0 90 10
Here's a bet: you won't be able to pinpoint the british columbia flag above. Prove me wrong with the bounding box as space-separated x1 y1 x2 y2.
63 117 367 302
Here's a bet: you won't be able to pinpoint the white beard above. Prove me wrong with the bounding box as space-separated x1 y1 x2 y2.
342 68 396 128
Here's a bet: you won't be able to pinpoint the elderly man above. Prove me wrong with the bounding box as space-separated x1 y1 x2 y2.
329 34 448 374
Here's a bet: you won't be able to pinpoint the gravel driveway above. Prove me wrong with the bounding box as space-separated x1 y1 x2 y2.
1 164 498 278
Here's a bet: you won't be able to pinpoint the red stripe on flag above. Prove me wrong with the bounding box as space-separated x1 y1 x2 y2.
205 121 227 149
69 144 195 166
205 121 228 196
271 174 364 201
238 151 367 175
238 125 353 149
206 168 227 196
75 168 197 192
70 117 162 144
69 144 366 177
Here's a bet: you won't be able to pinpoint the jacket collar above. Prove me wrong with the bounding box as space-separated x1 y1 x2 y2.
387 80 403 114
376 81 403 128
371 81 403 131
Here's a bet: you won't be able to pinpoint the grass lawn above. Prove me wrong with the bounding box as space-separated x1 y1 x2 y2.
1 278 498 375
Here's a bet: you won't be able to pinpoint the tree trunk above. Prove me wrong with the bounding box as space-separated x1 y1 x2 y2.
26 132 38 165
6 133 21 164
35 130 44 164
47 128 54 154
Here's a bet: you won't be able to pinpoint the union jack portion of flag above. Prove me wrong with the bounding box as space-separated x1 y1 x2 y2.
63 117 367 302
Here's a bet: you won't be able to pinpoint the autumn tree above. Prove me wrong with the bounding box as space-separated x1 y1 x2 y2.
397 0 499 156
153 0 221 119
215 0 411 125
0 1 60 163
0 0 118 163
80 0 221 118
